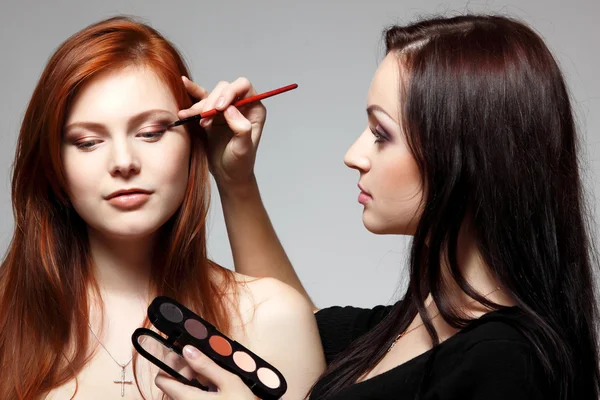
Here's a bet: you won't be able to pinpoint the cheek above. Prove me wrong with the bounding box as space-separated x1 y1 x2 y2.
370 151 423 234
62 149 103 199
382 152 422 199
153 135 191 193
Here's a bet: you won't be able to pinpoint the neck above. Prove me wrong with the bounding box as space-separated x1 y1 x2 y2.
450 218 504 309
423 216 514 318
87 227 156 300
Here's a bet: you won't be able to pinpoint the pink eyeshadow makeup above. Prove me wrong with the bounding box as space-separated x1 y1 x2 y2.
132 296 287 400
233 351 256 372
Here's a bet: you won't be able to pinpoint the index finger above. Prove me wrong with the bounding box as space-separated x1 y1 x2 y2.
182 76 209 100
214 77 258 111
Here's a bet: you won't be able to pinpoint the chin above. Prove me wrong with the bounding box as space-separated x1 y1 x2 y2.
362 214 395 235
99 225 161 240
89 215 168 240
361 211 415 235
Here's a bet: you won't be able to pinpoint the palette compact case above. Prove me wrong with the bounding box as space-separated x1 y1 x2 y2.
132 296 287 399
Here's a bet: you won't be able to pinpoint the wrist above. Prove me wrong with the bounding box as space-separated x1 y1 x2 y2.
216 174 260 201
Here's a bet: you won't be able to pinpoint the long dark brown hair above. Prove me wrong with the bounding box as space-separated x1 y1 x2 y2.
315 14 599 399
0 16 236 399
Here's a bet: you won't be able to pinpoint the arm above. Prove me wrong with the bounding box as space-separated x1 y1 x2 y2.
218 177 313 306
179 77 315 309
242 277 326 399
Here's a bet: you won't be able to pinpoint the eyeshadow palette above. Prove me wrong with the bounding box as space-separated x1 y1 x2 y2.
132 296 287 399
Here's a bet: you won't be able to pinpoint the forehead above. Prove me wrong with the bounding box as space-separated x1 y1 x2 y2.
66 65 178 123
367 52 402 112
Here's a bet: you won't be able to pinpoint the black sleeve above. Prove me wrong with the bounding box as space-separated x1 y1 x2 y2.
314 305 392 365
429 339 548 399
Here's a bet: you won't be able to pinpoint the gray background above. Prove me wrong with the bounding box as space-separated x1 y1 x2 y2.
1 0 598 309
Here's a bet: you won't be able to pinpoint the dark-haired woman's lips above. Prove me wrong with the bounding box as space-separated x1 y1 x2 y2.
358 184 372 204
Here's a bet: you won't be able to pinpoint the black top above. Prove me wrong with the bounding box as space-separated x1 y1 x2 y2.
310 305 550 399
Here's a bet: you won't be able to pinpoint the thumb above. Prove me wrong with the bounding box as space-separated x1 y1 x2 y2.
222 106 253 158
222 106 252 138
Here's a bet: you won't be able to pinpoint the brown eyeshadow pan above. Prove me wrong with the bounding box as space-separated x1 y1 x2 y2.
209 335 232 356
184 318 208 340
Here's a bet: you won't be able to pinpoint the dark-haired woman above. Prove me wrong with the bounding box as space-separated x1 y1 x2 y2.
160 14 599 400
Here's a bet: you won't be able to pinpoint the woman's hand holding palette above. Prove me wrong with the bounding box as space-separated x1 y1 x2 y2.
132 296 287 399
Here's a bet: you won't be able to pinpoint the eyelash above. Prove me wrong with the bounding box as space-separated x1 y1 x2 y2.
369 126 387 144
75 140 101 151
74 127 168 151
138 129 167 140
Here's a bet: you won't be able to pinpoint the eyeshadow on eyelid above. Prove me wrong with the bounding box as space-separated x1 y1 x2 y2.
139 124 168 132
375 124 390 138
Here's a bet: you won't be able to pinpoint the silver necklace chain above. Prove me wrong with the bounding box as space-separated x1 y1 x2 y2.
87 322 133 368
87 322 134 397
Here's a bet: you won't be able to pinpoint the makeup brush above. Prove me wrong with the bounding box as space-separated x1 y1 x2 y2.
168 83 298 128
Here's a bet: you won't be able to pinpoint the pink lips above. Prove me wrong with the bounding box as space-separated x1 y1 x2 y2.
357 184 372 205
105 188 152 210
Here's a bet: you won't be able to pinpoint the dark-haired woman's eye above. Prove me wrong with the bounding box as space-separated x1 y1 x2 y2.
370 125 387 144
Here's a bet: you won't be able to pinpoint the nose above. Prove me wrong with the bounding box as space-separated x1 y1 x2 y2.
109 137 141 178
344 128 371 172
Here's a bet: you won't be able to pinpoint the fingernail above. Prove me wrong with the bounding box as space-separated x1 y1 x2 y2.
200 119 210 127
216 97 225 109
183 346 200 360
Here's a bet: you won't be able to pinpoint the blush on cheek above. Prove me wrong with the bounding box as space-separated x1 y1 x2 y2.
377 154 423 233
160 149 192 205
384 153 421 194
63 164 100 202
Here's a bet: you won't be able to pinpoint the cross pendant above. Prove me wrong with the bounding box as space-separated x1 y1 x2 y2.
114 366 133 397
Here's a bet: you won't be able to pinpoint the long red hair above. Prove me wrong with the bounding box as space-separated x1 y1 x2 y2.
0 16 235 399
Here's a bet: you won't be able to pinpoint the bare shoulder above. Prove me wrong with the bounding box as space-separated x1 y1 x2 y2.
229 273 325 398
232 273 313 328
209 268 310 327
219 272 318 348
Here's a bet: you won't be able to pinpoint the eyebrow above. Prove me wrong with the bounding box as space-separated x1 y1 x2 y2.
366 105 399 124
64 109 176 133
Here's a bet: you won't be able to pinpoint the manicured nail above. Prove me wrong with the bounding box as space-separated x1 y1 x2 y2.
216 97 225 109
183 346 200 360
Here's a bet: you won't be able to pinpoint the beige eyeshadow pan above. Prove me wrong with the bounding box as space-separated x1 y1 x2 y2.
233 350 257 372
257 367 281 389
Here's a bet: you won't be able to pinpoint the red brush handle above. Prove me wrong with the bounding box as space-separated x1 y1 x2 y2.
200 83 298 118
